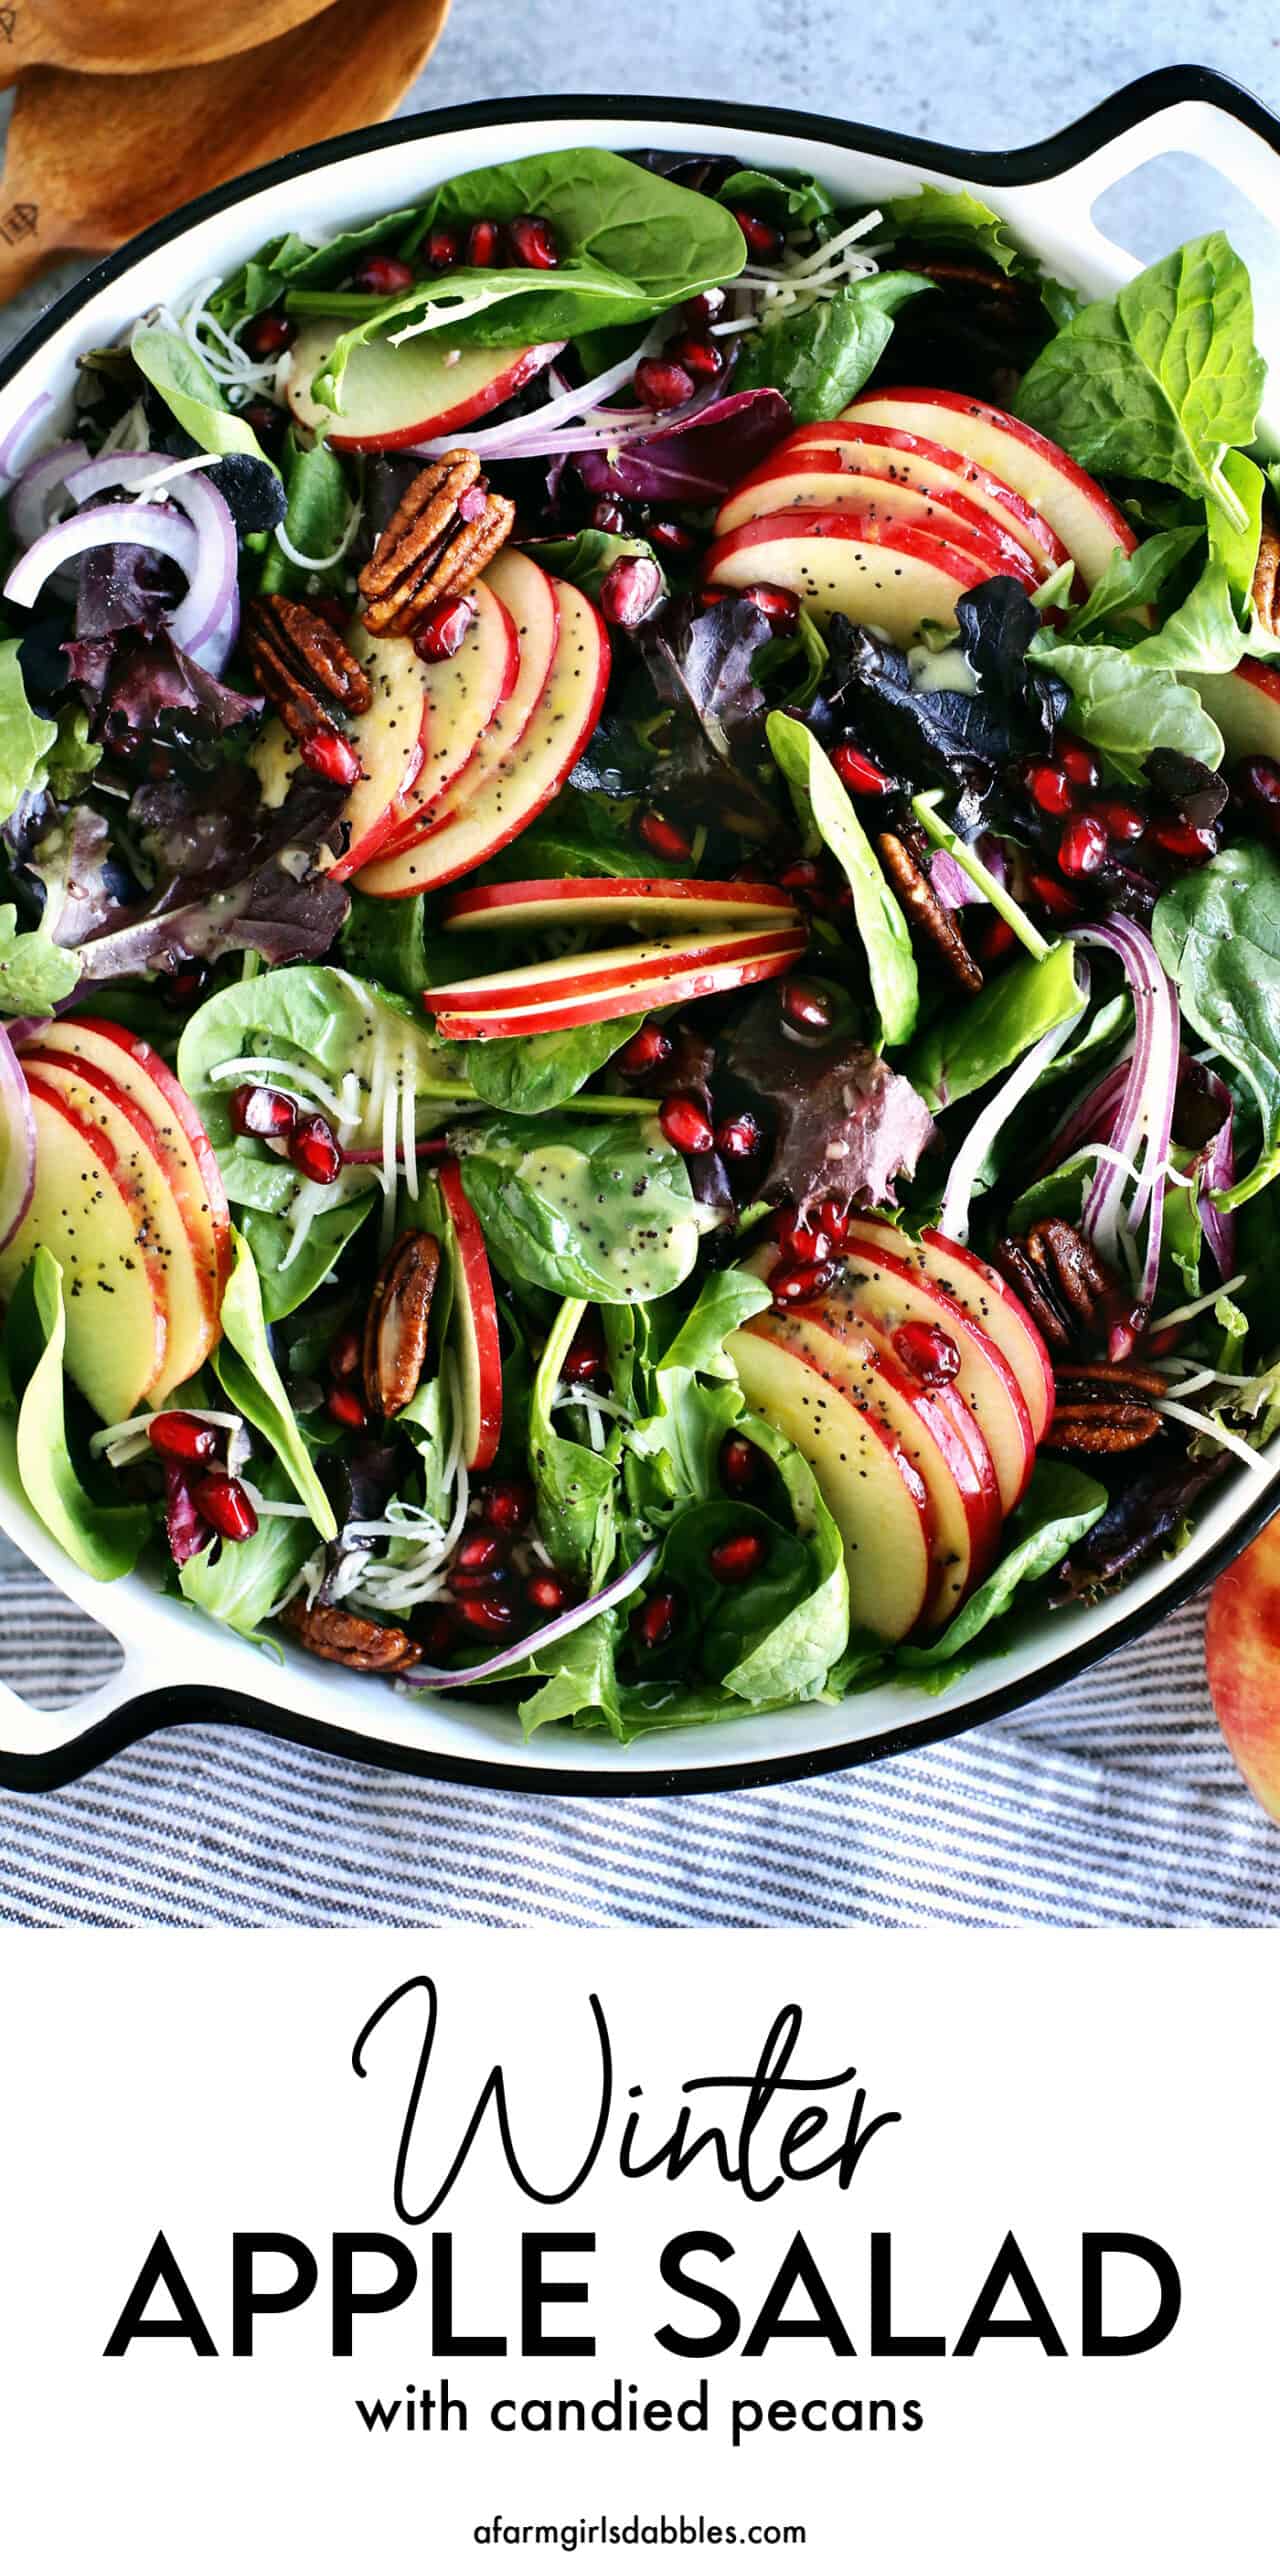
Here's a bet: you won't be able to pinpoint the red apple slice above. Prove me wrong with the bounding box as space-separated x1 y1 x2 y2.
1206 1515 1280 1824
730 1314 934 1644
720 420 1069 578
438 1159 502 1471
425 924 808 1014
778 1296 1000 1627
252 624 429 879
712 459 1042 585
0 1077 168 1421
338 581 519 878
17 1048 217 1400
442 877 801 934
1192 657 1280 763
840 390 1136 589
766 1225 1038 1512
892 1223 1056 1444
24 1014 231 1300
286 320 565 451
429 933 806 1037
703 506 1035 643
357 563 609 899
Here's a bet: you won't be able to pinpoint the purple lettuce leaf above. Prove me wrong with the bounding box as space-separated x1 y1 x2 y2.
721 985 935 1214
578 389 791 506
65 629 260 759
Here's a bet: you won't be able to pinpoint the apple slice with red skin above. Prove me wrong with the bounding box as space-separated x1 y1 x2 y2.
438 1159 502 1471
356 565 609 899
0 1077 168 1421
702 506 1035 642
17 1048 217 1400
855 1221 1055 1444
252 624 428 877
286 319 565 452
425 924 808 1015
748 1223 1037 1512
334 583 520 882
1206 1515 1280 1824
772 1297 1001 1628
712 459 1042 585
21 1014 231 1301
442 877 802 934
839 389 1136 589
1192 658 1280 764
429 933 806 1038
730 1314 934 1644
720 419 1070 578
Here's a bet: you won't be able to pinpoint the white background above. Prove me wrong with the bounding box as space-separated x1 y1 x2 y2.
0 1929 1275 2555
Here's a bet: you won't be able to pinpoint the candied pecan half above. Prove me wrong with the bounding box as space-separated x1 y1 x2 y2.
282 1595 423 1673
1047 1366 1166 1458
246 593 372 745
875 829 983 994
898 255 1025 300
358 451 515 635
1251 494 1280 640
363 1229 441 1418
995 1217 1117 1351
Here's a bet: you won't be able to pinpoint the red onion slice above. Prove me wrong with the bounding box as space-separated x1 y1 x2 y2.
0 390 55 483
411 330 662 461
4 498 199 613
8 439 89 551
0 1024 35 1254
400 1541 658 1690
1193 1066 1237 1283
1067 920 1181 1357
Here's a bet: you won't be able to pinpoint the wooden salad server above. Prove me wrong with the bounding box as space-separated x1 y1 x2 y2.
0 0 330 82
0 0 451 302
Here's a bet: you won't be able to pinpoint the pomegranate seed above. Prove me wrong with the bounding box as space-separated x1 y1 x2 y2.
710 1529 767 1584
599 555 664 627
1058 813 1109 878
466 219 502 267
1237 754 1280 814
326 1385 368 1431
660 1094 715 1155
449 1561 511 1597
329 1327 362 1380
299 725 360 788
733 207 784 259
508 214 559 269
242 309 294 359
591 498 628 533
715 1112 761 1159
972 913 1015 967
424 227 458 271
419 1605 459 1656
230 1082 296 1139
456 1528 507 1575
457 484 490 524
1025 760 1074 816
666 331 724 381
832 741 891 795
527 1572 568 1612
719 1433 764 1494
1094 796 1146 844
290 1114 342 1185
240 397 284 447
633 356 694 411
648 518 698 557
735 582 798 628
414 595 475 662
193 1477 258 1542
616 1022 672 1077
1148 816 1219 860
817 1198 849 1245
781 980 832 1033
636 807 692 860
564 1317 606 1384
1059 741 1101 790
147 1412 218 1464
636 1587 679 1646
457 1591 518 1635
1028 869 1081 918
894 1320 961 1387
683 287 727 327
772 1213 832 1266
779 857 823 898
354 253 415 295
484 1479 534 1532
771 1257 837 1305
164 962 209 1009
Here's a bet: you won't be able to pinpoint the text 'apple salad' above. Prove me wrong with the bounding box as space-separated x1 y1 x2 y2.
2 146 1279 1737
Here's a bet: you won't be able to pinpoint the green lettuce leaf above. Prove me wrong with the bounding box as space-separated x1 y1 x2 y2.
0 1248 149 1581
767 710 918 1045
736 271 933 423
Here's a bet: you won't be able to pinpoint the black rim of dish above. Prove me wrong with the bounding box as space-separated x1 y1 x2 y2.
2 64 1279 1796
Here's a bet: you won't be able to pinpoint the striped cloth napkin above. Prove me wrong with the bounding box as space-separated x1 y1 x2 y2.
1 1534 1276 1925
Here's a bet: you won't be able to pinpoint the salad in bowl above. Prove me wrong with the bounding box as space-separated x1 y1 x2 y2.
0 138 1278 1749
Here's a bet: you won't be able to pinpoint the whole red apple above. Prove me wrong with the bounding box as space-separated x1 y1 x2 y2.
1205 1517 1280 1823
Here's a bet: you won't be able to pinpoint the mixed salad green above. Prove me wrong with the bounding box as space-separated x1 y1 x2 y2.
1 141 1279 1743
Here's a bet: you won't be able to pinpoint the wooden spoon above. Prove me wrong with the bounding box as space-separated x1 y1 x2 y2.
0 0 452 301
0 0 330 83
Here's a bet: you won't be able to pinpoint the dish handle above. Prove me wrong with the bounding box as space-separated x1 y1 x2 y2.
0 1630 172 1787
1011 68 1280 271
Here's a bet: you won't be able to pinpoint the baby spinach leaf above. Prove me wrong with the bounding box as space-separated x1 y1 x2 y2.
258 431 354 597
130 325 273 468
1026 639 1223 785
456 1113 707 1304
660 1265 773 1377
1016 233 1265 521
896 1457 1106 1678
736 271 933 423
464 1016 642 1114
0 906 80 1016
212 1229 336 1539
1 1248 149 1580
179 1451 313 1635
1057 525 1202 643
238 1195 374 1324
0 637 57 825
209 208 418 331
906 936 1087 1113
627 1266 771 1513
1129 559 1248 676
1153 841 1280 1208
528 1297 618 1585
722 1414 849 1704
768 710 918 1044
336 891 432 1001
